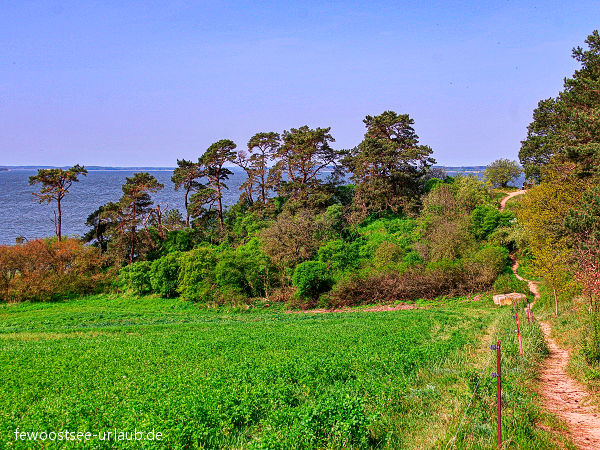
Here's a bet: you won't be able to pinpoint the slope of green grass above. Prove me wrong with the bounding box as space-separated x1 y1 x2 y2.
0 295 565 448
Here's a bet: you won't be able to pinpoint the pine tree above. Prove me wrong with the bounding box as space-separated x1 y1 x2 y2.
200 139 236 228
520 31 600 181
29 165 87 240
119 173 164 263
343 111 434 219
171 159 204 227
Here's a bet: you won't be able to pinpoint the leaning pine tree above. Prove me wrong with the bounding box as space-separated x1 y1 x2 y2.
29 164 87 241
200 139 237 229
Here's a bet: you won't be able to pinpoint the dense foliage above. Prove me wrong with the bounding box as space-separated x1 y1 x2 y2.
516 31 600 382
483 158 523 188
0 238 111 302
14 109 522 307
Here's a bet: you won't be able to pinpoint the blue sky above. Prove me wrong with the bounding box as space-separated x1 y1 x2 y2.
1 1 599 166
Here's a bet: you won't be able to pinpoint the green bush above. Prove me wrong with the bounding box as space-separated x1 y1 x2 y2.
178 246 218 301
403 251 424 267
215 239 274 298
118 261 152 295
160 230 197 254
292 261 333 300
317 239 361 279
469 245 510 275
492 273 529 295
471 205 514 240
150 252 181 297
373 241 404 271
356 217 418 260
583 314 600 364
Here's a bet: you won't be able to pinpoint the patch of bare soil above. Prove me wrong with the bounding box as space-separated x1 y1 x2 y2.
539 321 600 449
499 189 526 211
285 303 422 314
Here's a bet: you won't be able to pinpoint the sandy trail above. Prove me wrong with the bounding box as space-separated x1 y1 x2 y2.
499 189 526 211
512 258 540 303
537 321 600 449
501 188 600 448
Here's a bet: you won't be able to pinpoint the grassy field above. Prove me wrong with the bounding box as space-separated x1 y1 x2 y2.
0 295 566 448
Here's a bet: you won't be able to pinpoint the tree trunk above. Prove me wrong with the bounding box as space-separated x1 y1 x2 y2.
217 196 223 228
130 203 137 264
553 286 559 316
184 189 190 228
57 197 62 241
261 170 267 204
216 174 223 229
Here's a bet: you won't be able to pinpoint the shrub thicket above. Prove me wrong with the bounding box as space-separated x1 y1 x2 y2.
215 239 274 298
329 261 498 308
292 261 333 301
0 239 111 302
118 261 152 295
492 273 530 295
177 246 218 301
149 252 181 297
471 205 514 240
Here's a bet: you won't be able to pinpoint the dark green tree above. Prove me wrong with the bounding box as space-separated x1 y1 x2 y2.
343 111 435 219
520 30 600 180
171 159 204 227
519 98 562 181
83 202 119 252
119 173 164 263
200 139 237 228
271 126 339 206
246 132 281 204
235 151 257 205
29 164 87 241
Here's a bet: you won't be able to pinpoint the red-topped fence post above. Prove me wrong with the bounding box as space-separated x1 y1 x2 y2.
491 340 501 448
514 313 523 356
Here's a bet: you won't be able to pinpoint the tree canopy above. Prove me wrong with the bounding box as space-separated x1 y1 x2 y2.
520 30 600 181
172 159 204 228
200 139 237 228
29 164 87 240
343 111 435 219
483 159 523 188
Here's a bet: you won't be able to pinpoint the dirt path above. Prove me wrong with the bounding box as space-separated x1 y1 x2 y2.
511 258 540 303
538 322 600 449
507 234 600 448
499 189 526 211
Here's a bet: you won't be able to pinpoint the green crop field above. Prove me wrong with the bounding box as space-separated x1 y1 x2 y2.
0 296 564 449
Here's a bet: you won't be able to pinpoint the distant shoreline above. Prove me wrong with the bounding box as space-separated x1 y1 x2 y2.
0 165 488 172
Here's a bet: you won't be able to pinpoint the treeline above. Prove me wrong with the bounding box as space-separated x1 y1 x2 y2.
516 31 600 361
2 112 520 305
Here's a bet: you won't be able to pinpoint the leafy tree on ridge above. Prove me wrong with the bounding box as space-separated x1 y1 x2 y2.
483 159 523 188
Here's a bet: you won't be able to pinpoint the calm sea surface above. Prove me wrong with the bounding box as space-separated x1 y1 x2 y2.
0 169 247 245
